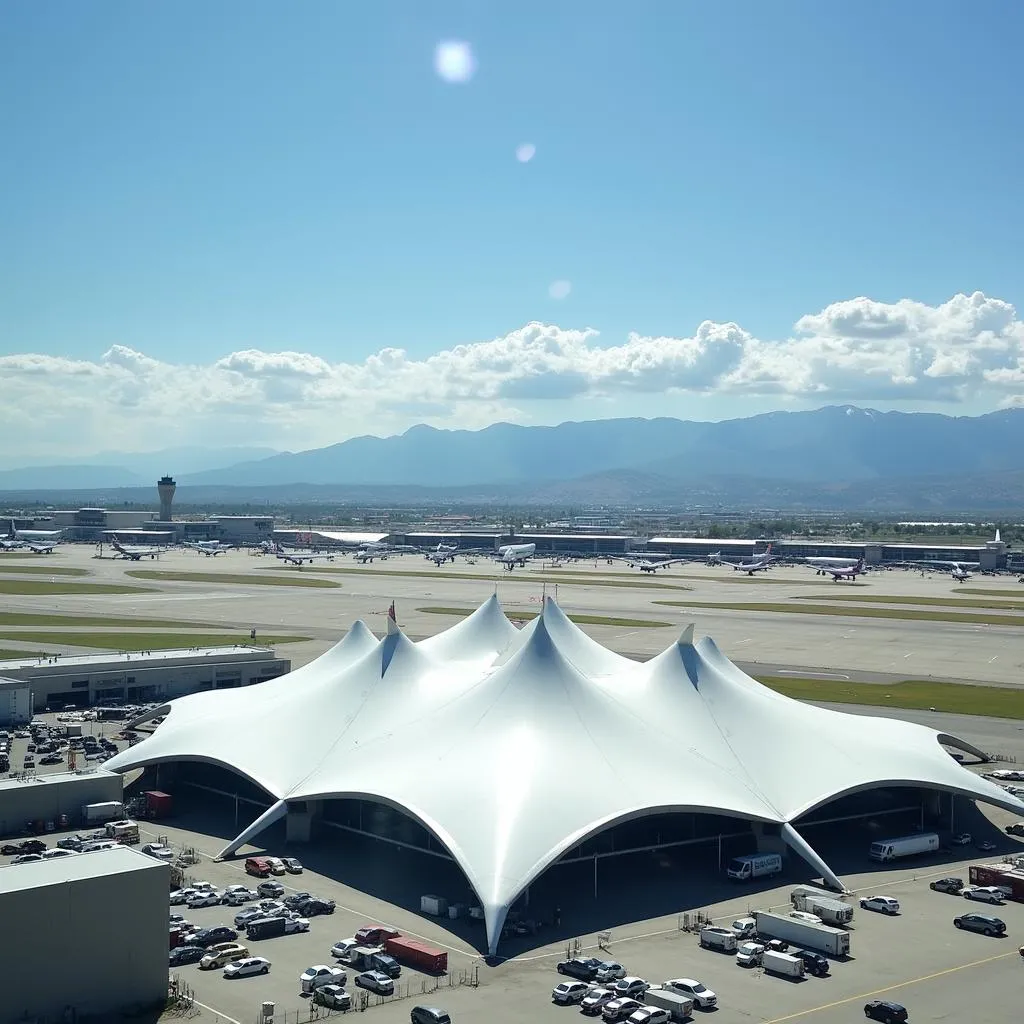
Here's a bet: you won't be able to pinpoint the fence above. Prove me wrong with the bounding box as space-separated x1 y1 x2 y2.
677 910 713 932
166 976 198 1018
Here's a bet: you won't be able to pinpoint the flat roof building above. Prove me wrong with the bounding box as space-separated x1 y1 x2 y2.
0 769 124 837
0 646 291 713
0 846 168 1020
0 676 32 725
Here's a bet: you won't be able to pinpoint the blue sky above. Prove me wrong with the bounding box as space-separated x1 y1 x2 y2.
1 2 1023 456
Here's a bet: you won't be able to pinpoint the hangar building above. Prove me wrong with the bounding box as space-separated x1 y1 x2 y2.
0 769 123 838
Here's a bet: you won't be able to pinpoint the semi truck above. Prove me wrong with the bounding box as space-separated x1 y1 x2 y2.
383 936 448 973
752 911 851 957
762 950 805 979
868 832 939 862
791 893 853 926
644 988 695 1020
726 852 783 882
969 864 1024 901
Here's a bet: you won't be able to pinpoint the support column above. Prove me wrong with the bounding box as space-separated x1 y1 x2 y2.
216 800 287 860
781 823 846 892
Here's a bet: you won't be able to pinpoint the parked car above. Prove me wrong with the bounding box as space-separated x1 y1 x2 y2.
222 887 258 906
581 988 617 1015
191 926 239 947
282 857 303 873
614 977 650 999
142 843 175 861
930 877 964 894
1005 822 1024 837
354 970 394 995
602 997 642 1022
552 981 589 1004
200 944 250 970
864 1000 908 1023
168 945 206 967
789 911 823 924
860 895 900 915
977 841 997 852
187 891 223 909
42 848 77 859
264 857 287 875
627 1009 670 1024
954 913 1007 936
409 1009 451 1024
223 956 271 979
331 938 359 960
313 984 351 1010
300 965 346 993
594 961 626 982
963 886 1005 904
789 948 829 976
736 941 765 967
12 853 43 864
951 832 972 846
557 958 600 981
354 925 402 946
664 979 717 1009
283 891 312 910
1 840 46 855
257 880 284 898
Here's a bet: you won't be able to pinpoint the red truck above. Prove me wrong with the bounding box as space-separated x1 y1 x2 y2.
383 936 448 974
969 863 1024 900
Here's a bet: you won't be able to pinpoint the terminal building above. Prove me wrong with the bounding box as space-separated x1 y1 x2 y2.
0 646 291 713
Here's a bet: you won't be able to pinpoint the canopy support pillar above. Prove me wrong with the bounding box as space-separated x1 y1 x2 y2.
781 822 846 893
215 799 287 861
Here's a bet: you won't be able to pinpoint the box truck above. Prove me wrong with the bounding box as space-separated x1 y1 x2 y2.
753 912 851 957
383 936 448 973
699 926 738 952
762 950 806 979
420 894 448 917
726 852 783 881
644 988 694 1020
969 864 1024 901
791 893 853 926
81 801 124 824
868 832 939 862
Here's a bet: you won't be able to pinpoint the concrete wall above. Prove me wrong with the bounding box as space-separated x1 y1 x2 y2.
0 679 32 725
0 770 123 837
0 850 168 1021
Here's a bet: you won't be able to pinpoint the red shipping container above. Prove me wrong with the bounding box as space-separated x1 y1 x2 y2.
145 791 173 818
383 936 448 974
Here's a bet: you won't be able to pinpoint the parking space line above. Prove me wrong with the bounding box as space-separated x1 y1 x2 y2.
190 997 243 1024
759 949 1019 1023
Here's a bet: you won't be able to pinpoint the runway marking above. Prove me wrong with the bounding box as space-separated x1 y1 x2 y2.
759 949 1018 1023
615 631 639 639
903 652 914 659
190 998 243 1024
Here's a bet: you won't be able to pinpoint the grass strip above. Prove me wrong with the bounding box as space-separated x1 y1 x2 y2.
0 612 213 628
0 649 48 660
0 580 150 595
959 588 1024 598
417 607 671 628
793 594 1024 611
654 600 1024 626
126 570 340 588
0 631 310 650
757 676 1024 720
0 564 90 576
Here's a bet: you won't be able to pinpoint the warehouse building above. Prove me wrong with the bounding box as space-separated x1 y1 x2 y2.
0 769 123 838
0 646 291 713
0 676 32 725
0 846 169 1020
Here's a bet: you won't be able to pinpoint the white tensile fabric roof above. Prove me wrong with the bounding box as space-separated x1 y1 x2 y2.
106 597 1024 954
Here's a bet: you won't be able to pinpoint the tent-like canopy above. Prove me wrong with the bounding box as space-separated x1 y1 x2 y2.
106 597 1024 954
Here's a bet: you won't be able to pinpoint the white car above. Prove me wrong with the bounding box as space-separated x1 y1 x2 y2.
188 890 223 908
223 956 271 979
736 941 765 967
614 977 649 999
664 979 717 1009
628 1009 670 1024
222 887 258 906
354 970 394 995
595 961 626 982
42 848 77 859
789 910 822 924
282 857 303 873
142 843 175 861
301 964 346 993
331 938 359 959
265 857 287 875
313 984 351 1010
602 997 642 1022
951 832 972 846
552 981 589 1004
581 987 616 1014
283 917 310 934
962 886 1005 904
860 895 900 915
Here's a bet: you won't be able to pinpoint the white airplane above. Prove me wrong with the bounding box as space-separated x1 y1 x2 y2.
110 537 162 561
23 540 58 555
496 543 536 571
730 544 776 575
821 558 867 582
7 519 62 543
614 554 688 574
806 555 864 574
353 549 387 563
426 543 458 565
276 550 335 566
950 563 972 582
186 540 233 556
706 551 723 566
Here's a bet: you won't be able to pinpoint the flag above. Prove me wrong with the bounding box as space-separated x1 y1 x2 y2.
388 601 396 622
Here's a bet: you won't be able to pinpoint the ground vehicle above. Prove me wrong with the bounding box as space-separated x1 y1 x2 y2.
2 839 46 855
188 890 223 908
191 926 238 947
224 956 270 978
962 886 1006 904
644 987 695 1019
313 984 351 1010
699 926 737 952
753 912 851 956
860 896 900 915
557 957 599 981
595 961 626 981
663 979 716 1009
762 950 805 978
384 936 448 973
42 848 77 859
354 970 394 995
552 981 589 1004
256 880 284 898
265 856 287 875
199 944 249 970
789 948 829 976
726 852 783 881
628 1009 670 1024
246 917 287 940
581 988 617 1014
410 1008 451 1024
300 964 346 993
953 913 1006 936
105 821 140 844
736 941 764 967
864 1000 908 1023
168 945 205 967
951 832 972 846
602 998 642 1022
297 897 336 917
969 864 1024 901
1005 822 1024 837
331 938 359 959
930 877 964 894
614 977 650 999
222 886 258 905
349 946 386 971
789 911 822 925
730 917 757 939
369 953 401 977
791 892 854 926
282 857 303 873
81 801 124 824
12 853 43 864
245 856 273 878
355 925 401 946
868 832 939 861
142 843 174 861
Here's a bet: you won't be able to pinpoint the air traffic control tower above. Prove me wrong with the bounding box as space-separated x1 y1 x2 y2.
157 476 176 521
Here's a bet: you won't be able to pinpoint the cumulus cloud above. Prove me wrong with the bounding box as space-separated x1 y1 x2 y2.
1 291 1021 454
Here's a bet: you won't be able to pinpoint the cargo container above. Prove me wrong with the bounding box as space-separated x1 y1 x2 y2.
726 852 783 881
791 893 853 926
144 790 173 819
644 988 694 1020
969 864 1024 901
699 926 738 952
753 912 851 957
762 950 805 978
420 894 448 916
383 936 448 973
81 801 124 824
868 833 939 862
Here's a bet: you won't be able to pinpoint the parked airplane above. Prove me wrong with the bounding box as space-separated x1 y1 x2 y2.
0 537 26 551
496 543 536 570
730 544 775 575
276 550 335 566
110 537 162 561
614 555 688 574
706 551 723 566
426 543 458 565
806 555 863 574
186 541 233 556
353 549 386 563
822 558 866 582
23 540 58 555
950 563 972 582
7 519 62 542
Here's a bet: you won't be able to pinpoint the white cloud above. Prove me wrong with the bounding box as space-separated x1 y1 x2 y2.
548 280 572 300
1 291 1021 455
515 143 536 163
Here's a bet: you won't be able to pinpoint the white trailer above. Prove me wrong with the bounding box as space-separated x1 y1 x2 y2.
762 950 805 978
81 801 124 824
699 926 738 952
790 884 841 903
726 852 783 881
644 988 694 1020
753 911 851 957
792 893 853 926
868 832 939 861
420 894 448 916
